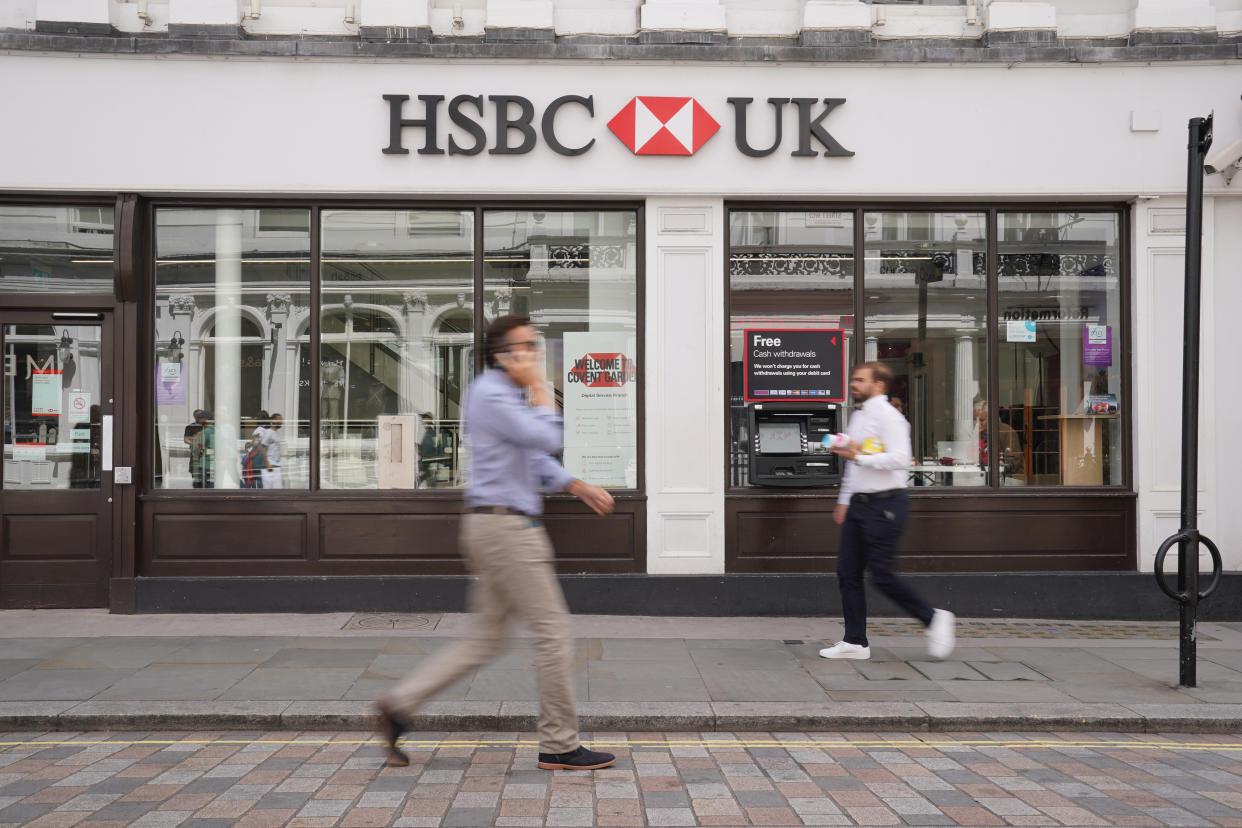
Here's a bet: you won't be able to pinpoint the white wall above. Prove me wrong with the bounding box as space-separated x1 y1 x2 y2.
0 55 1237 199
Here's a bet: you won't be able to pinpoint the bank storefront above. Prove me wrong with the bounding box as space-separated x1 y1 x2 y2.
1 54 1238 614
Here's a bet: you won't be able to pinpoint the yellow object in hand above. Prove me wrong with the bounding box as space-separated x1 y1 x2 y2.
860 437 885 455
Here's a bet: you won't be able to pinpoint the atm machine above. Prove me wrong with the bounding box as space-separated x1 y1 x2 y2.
747 403 843 487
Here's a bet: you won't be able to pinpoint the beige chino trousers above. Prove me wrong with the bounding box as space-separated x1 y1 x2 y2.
384 513 579 754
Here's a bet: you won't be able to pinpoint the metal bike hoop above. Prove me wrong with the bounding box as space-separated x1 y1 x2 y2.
1154 530 1223 604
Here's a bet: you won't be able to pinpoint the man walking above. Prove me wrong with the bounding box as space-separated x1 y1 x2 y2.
376 315 617 771
821 362 956 661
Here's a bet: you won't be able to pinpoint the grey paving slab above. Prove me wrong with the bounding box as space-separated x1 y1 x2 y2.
0 668 131 701
587 670 710 702
93 664 256 701
0 660 42 683
152 637 292 664
909 660 989 681
262 647 380 669
853 661 926 681
217 667 363 700
689 645 800 670
699 667 829 703
0 638 88 659
1182 682 1242 703
598 638 691 661
985 647 1134 675
968 661 1048 681
363 653 430 679
937 679 1081 703
1053 671 1201 703
36 639 190 670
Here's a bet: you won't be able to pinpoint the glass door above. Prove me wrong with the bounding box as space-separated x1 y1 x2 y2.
0 311 114 607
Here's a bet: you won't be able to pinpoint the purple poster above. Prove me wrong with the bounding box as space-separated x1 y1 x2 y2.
1083 325 1112 367
155 362 186 406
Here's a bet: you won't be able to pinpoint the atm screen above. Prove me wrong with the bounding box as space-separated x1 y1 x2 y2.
758 422 802 454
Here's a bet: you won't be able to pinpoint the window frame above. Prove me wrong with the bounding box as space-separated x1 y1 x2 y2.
724 201 1132 495
142 198 646 500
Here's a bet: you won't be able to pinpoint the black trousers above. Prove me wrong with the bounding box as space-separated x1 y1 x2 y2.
837 490 933 647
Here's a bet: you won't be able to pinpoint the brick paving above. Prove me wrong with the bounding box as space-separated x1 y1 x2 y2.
2 732 1242 827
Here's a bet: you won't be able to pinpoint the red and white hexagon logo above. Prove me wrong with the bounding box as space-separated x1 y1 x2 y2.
606 96 720 156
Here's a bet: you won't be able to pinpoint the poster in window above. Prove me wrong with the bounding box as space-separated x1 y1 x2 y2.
31 369 62 416
155 363 186 406
1083 324 1112 367
743 329 845 402
562 332 637 488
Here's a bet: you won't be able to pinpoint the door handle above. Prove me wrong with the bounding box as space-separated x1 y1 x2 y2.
102 414 113 472
390 422 403 463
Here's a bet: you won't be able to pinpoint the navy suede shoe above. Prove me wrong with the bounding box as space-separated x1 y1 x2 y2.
537 746 616 770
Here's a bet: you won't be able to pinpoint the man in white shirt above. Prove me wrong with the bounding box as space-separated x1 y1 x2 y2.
259 414 283 489
820 362 955 661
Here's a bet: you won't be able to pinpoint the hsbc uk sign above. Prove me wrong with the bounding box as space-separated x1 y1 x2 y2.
382 94 853 158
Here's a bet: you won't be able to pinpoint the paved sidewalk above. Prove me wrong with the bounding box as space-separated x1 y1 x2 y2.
1 611 1240 733
5 731 1242 827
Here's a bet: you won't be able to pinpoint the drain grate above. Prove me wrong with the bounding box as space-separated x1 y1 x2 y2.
342 613 442 631
864 619 1216 641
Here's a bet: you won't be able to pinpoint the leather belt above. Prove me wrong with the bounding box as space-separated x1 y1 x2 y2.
468 505 530 517
851 489 904 504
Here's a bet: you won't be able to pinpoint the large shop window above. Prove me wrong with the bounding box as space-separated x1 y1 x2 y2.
153 209 311 490
998 212 1123 486
0 205 114 293
320 210 474 490
483 211 639 488
728 207 1126 490
729 211 855 487
865 212 988 486
152 206 639 493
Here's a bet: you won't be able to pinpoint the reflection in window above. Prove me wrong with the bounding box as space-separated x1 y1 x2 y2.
153 208 310 490
728 211 855 487
483 210 639 488
0 205 114 293
998 212 1122 486
319 210 474 490
3 325 103 490
864 212 988 487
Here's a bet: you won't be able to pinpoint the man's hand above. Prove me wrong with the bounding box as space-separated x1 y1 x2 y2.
831 440 861 462
834 504 848 525
499 350 543 389
567 479 615 516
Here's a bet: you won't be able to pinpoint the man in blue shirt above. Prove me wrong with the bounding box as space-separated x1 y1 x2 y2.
376 315 616 771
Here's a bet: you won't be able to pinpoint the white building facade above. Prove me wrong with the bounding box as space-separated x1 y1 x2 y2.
0 0 1239 615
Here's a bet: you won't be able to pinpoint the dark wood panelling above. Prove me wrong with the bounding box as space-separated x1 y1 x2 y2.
3 515 97 561
152 514 307 560
543 512 637 563
320 514 461 560
140 495 646 576
726 492 1136 573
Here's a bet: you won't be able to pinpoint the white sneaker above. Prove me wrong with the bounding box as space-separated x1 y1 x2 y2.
818 641 871 660
927 609 956 659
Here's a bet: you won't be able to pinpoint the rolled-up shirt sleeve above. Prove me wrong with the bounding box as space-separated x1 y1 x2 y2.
533 452 575 494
